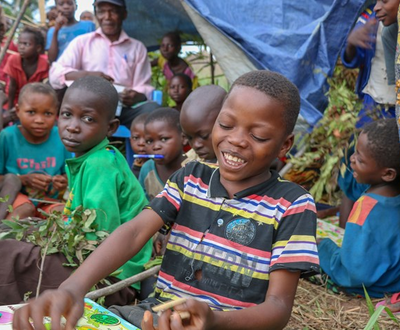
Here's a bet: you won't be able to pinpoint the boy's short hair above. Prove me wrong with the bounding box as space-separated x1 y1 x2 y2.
19 82 58 107
68 76 118 120
171 73 193 91
363 119 400 171
163 31 181 47
21 26 45 49
145 107 181 132
130 112 149 130
231 70 300 135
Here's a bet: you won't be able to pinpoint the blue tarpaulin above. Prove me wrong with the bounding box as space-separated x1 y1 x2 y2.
124 0 366 126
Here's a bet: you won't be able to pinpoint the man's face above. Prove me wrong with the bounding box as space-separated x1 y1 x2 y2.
95 2 126 41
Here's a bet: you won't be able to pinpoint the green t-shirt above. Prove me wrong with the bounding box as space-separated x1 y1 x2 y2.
64 138 152 289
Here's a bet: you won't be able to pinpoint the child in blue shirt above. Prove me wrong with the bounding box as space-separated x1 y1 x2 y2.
0 83 70 218
138 107 187 201
46 0 95 63
319 119 400 298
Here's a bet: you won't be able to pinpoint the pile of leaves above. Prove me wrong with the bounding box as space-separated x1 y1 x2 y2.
288 62 362 204
0 206 109 267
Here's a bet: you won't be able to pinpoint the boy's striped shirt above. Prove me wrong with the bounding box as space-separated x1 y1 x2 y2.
148 161 319 310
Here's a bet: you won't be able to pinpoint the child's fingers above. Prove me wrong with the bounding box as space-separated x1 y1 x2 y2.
141 311 157 330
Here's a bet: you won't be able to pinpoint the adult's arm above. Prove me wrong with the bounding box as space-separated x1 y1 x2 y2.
49 36 85 90
129 42 154 100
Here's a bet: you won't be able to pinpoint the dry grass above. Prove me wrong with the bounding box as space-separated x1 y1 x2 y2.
285 279 400 330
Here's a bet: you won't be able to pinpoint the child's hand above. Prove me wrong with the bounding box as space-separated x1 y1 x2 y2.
12 289 84 330
54 12 68 31
347 18 377 49
52 175 68 191
21 173 52 191
141 299 213 330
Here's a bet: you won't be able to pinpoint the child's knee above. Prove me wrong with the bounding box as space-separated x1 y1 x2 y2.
2 173 22 191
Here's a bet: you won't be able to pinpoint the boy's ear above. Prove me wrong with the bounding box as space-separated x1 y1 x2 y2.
277 133 294 159
107 118 120 137
381 167 397 183
181 132 188 147
15 104 20 117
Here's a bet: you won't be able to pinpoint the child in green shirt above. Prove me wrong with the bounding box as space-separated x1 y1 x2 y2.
0 76 152 305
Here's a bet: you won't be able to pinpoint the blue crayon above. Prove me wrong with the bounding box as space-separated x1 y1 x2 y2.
133 154 164 159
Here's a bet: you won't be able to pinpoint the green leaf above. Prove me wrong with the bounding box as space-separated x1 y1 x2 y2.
1 220 23 230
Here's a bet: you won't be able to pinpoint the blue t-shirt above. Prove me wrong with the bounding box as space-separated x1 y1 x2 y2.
0 125 71 198
46 20 95 59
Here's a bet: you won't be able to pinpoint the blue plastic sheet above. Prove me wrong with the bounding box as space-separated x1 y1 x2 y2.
184 0 366 126
124 0 366 126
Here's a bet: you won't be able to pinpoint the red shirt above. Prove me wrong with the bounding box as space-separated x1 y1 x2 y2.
0 40 18 85
4 53 49 106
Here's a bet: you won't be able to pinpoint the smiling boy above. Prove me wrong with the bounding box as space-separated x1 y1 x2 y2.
13 71 319 330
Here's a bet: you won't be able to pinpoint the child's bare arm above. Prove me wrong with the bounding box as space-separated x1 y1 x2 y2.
143 270 300 330
344 18 377 63
7 77 16 110
12 209 164 330
47 13 68 63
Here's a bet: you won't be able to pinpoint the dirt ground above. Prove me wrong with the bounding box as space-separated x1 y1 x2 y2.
284 279 400 330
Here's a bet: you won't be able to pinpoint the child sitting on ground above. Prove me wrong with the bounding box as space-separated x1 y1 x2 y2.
46 0 95 63
180 84 227 163
13 70 319 330
0 76 152 305
0 83 70 219
168 73 192 111
138 107 187 201
153 31 198 88
319 119 400 298
130 113 149 178
338 2 398 226
4 27 49 110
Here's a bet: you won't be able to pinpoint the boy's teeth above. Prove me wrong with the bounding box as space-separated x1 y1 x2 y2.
224 153 244 164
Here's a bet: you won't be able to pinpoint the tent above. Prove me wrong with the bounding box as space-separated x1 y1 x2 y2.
124 0 366 128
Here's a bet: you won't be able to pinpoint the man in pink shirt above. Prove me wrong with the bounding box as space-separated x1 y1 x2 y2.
49 0 159 127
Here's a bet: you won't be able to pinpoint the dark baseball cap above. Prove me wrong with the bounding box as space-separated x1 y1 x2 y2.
94 0 126 7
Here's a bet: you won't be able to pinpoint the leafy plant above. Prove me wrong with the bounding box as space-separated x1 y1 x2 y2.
288 62 362 204
0 206 109 267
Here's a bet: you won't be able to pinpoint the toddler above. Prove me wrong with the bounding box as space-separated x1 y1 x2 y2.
157 31 198 87
130 113 149 178
138 107 187 201
4 27 49 109
0 83 70 218
168 73 192 111
319 119 400 297
180 85 227 162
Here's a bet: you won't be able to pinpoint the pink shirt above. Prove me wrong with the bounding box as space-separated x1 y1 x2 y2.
49 28 153 98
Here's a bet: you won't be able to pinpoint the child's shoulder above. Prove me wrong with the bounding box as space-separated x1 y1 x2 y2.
271 173 314 202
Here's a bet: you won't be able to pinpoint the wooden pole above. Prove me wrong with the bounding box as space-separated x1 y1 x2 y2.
85 265 161 300
0 0 31 65
38 0 46 25
210 50 215 85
